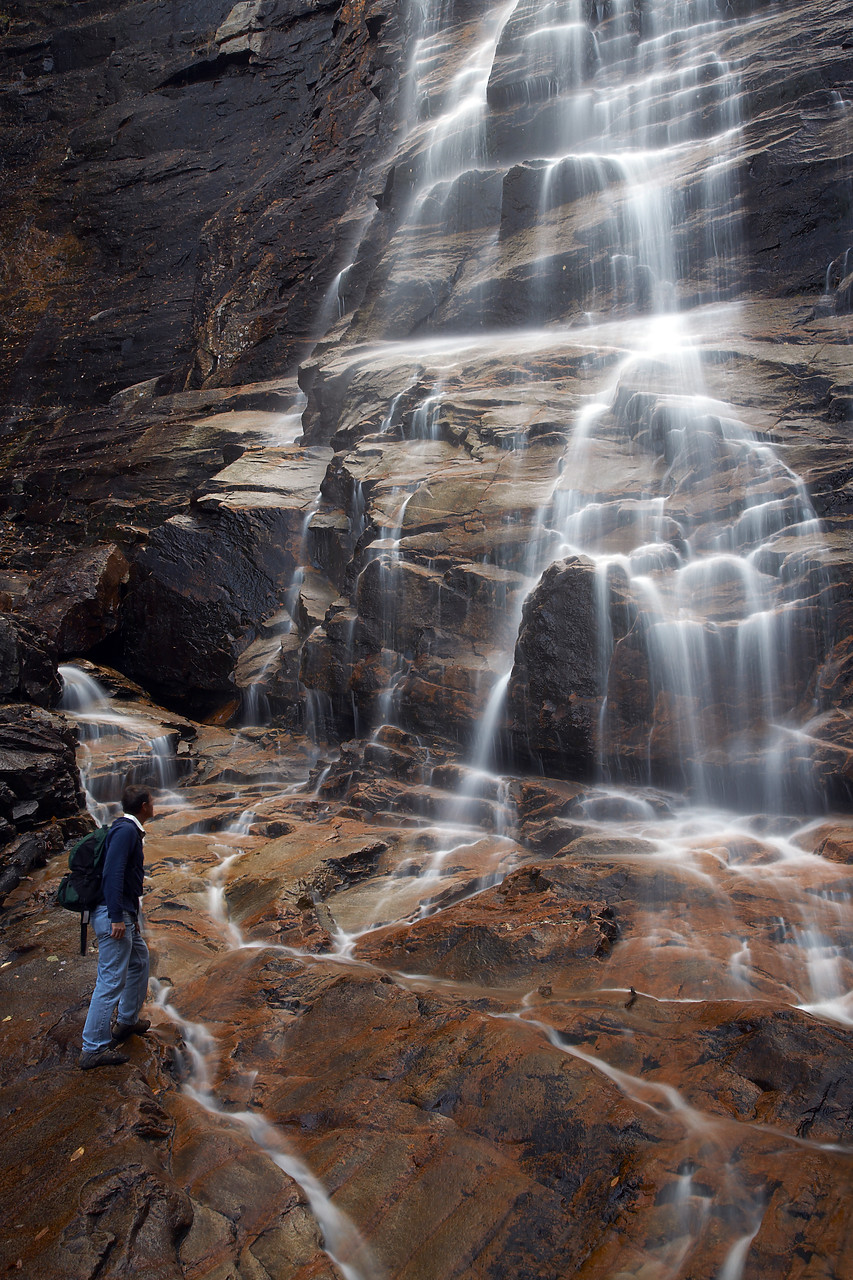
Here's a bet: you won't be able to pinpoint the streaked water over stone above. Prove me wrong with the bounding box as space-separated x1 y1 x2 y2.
9 2 851 1278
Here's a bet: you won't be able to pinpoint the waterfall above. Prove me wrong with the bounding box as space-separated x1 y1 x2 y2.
284 0 853 1046
58 665 187 821
300 0 834 817
39 4 847 1277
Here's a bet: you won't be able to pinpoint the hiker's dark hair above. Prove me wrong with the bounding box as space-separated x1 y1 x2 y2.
122 785 152 816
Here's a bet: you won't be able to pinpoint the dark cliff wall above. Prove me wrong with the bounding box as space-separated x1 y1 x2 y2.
0 0 413 862
0 0 407 414
2 0 851 425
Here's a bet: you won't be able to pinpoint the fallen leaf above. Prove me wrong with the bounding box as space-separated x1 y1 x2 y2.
610 1177 619 1186
34 1228 47 1241
1 961 10 968
69 1147 85 1162
45 955 59 962
2 1016 11 1022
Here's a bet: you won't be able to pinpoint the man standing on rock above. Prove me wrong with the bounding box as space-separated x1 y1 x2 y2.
78 785 153 1070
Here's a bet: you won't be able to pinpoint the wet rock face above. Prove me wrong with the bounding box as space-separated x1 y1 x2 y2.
0 3 852 1275
122 508 299 699
0 0 849 784
0 671 850 1279
0 617 87 896
0 702 86 899
0 0 408 412
20 544 130 656
507 555 636 773
0 614 61 708
0 704 83 828
117 441 334 702
341 1 853 341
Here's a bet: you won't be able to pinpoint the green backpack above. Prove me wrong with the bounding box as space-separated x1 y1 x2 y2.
57 825 111 954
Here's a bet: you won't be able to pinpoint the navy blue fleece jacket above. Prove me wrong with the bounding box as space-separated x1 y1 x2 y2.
102 815 145 922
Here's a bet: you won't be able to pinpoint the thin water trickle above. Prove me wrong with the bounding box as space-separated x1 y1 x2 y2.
152 984 382 1280
59 664 186 820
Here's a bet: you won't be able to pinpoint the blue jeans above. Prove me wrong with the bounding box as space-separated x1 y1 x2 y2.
81 905 150 1053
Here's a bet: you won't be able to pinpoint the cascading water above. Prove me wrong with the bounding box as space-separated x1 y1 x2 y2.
58 665 186 821
293 0 847 917
310 0 836 812
544 325 829 809
29 4 849 1278
261 0 853 1269
420 0 830 785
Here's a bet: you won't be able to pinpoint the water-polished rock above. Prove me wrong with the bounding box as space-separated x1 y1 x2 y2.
21 544 130 656
507 555 636 774
0 613 61 709
1 691 849 1279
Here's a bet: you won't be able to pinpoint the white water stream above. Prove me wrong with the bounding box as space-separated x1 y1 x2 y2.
59 665 186 822
153 974 381 1280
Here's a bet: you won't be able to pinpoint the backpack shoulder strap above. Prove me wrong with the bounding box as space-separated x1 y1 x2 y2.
104 815 131 844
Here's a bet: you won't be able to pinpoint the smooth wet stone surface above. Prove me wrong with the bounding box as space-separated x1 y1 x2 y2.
1 0 853 1276
2 698 851 1277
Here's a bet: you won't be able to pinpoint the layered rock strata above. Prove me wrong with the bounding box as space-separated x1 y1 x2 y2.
0 0 852 1277
2 0 851 800
0 0 408 411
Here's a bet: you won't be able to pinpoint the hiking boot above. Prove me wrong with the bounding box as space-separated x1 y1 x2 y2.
79 1046 130 1070
110 1017 151 1042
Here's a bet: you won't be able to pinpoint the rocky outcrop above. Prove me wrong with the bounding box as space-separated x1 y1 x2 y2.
0 612 61 707
117 441 333 703
0 615 88 901
0 822 68 905
0 704 83 828
507 555 636 773
21 543 130 655
0 702 86 901
0 0 409 414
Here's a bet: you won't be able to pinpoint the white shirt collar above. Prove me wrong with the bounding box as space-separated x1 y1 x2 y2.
123 812 145 833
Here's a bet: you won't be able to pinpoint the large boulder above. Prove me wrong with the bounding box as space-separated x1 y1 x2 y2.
120 509 295 702
119 445 331 704
507 556 636 774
